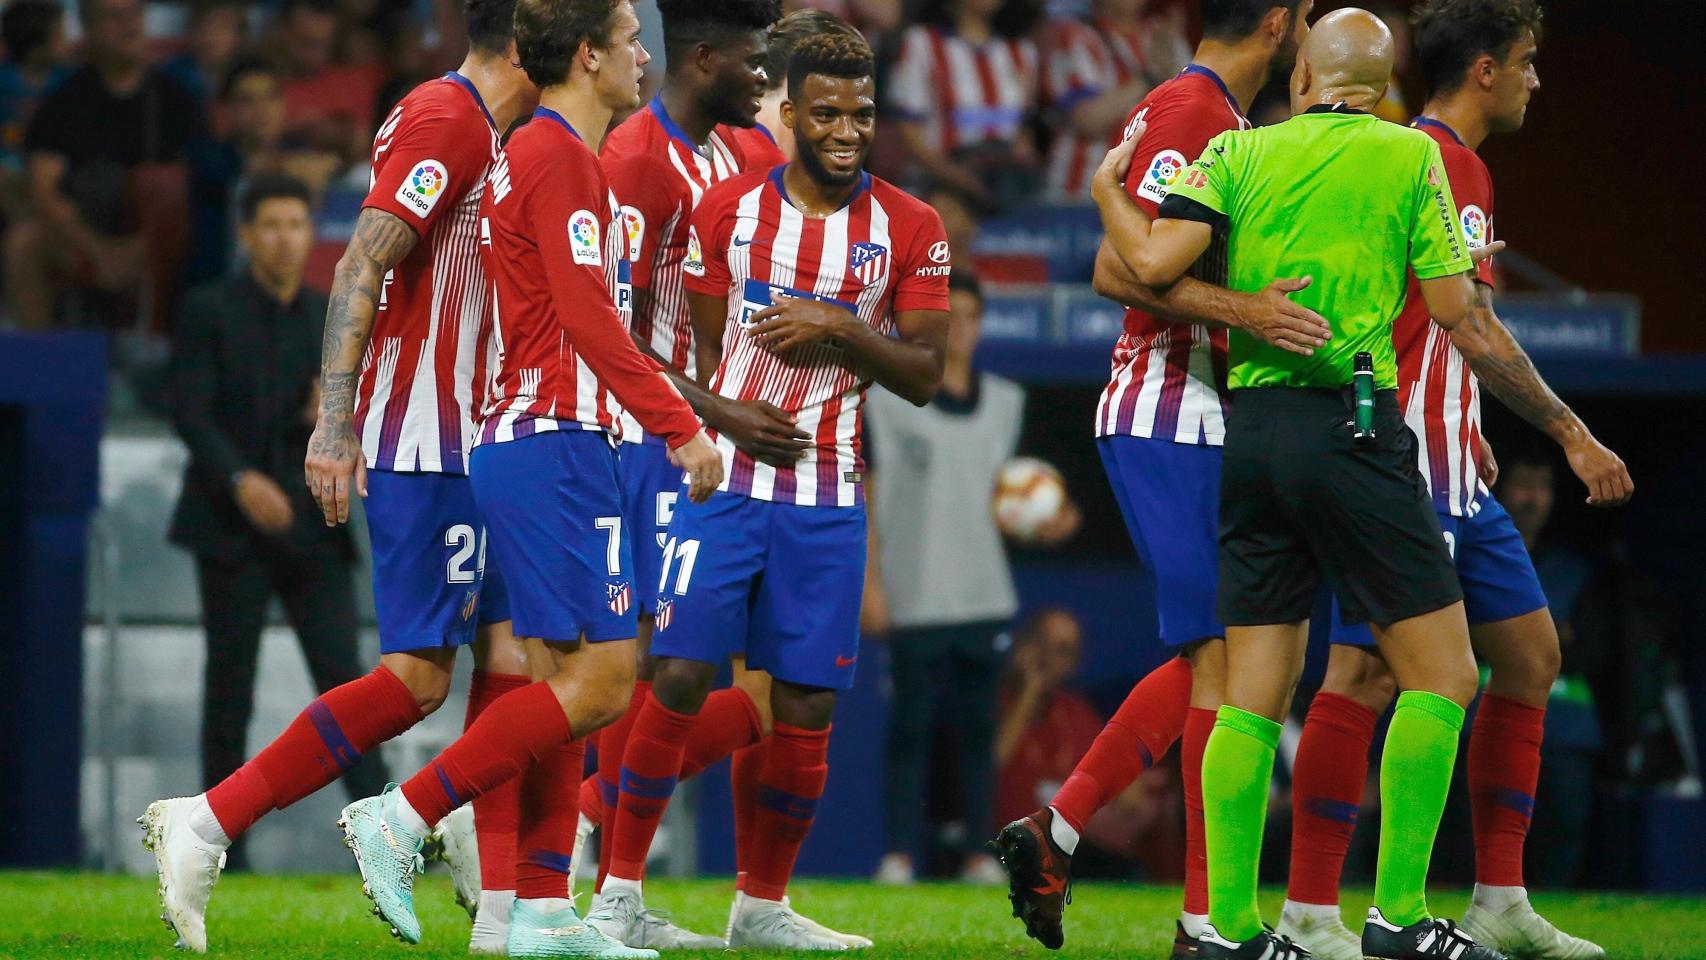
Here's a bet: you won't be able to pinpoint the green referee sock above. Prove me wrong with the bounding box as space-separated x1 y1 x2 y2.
1374 690 1468 926
1202 704 1282 943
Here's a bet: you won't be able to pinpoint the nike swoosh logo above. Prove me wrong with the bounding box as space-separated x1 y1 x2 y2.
733 237 753 247
835 654 857 668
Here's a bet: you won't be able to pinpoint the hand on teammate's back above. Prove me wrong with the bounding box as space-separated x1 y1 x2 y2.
1565 434 1633 507
1091 119 1146 201
1233 277 1333 356
303 419 368 526
1470 240 1505 264
234 470 295 535
670 429 726 503
713 398 811 466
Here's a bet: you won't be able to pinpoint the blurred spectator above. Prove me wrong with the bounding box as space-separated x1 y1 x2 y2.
890 0 1039 253
185 57 339 286
166 175 384 852
0 0 72 187
270 0 382 166
994 608 1180 876
782 0 902 39
161 0 246 105
5 0 203 330
1039 0 1189 201
1368 0 1411 122
867 274 1075 886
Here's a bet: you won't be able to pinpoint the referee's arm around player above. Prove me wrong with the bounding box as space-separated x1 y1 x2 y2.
1090 11 1521 959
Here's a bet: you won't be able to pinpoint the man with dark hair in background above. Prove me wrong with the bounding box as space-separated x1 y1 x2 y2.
163 170 387 892
5 0 203 330
141 0 540 951
335 0 720 950
753 9 862 157
992 2 1327 954
1286 4 1620 957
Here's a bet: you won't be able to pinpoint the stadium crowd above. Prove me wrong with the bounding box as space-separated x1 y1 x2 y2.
4 0 1697 954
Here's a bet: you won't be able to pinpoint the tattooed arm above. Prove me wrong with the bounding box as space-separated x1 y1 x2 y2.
1421 273 1633 506
304 208 419 525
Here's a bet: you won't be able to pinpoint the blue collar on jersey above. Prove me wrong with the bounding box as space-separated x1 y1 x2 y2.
533 105 583 142
648 93 699 148
754 121 778 146
443 71 498 132
1179 63 1244 120
768 163 870 213
1412 115 1466 146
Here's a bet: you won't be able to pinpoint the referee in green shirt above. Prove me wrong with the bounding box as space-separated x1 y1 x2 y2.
1096 10 1508 960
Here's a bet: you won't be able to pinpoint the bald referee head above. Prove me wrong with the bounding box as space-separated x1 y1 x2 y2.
1289 7 1395 113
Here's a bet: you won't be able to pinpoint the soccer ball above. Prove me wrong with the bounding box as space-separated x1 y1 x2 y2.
993 457 1067 543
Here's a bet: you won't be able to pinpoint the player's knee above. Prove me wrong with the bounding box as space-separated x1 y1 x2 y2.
382 656 454 714
651 657 715 715
1487 626 1561 701
772 683 836 731
1417 656 1481 709
575 652 640 731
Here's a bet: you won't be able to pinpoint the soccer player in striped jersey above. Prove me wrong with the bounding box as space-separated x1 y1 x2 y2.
333 0 722 953
600 30 950 951
1040 0 1167 201
991 2 1329 954
1284 4 1627 959
139 0 537 951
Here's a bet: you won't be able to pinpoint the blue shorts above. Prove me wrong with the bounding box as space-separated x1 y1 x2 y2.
618 439 681 615
1330 493 1549 645
364 470 511 654
1098 436 1224 647
647 489 865 690
470 430 637 644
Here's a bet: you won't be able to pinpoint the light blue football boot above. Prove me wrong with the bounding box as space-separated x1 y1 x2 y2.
337 784 426 944
507 899 660 958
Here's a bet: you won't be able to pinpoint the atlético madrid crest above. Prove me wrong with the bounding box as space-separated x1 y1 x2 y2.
606 581 632 616
654 598 673 631
849 242 888 285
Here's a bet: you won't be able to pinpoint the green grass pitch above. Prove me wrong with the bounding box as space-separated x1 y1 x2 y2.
3 871 1701 959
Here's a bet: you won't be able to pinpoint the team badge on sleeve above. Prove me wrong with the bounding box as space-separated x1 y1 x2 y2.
849 242 888 285
569 209 602 266
620 205 645 262
683 226 705 277
1136 149 1187 205
607 581 633 615
1459 204 1490 250
396 159 448 218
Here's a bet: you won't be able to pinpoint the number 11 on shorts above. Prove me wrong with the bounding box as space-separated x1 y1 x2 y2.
658 536 700 596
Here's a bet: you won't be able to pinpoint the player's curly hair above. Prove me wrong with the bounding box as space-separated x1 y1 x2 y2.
784 29 874 99
762 10 861 92
657 0 781 74
465 0 521 55
514 0 624 88
1414 0 1545 96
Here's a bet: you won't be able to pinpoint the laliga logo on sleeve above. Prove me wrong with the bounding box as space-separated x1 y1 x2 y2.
1135 149 1187 205
683 226 705 277
568 209 602 266
395 159 448 217
1459 205 1489 250
620 205 645 262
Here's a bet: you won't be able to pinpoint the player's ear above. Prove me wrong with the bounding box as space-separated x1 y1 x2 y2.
1471 52 1497 92
578 38 599 77
780 97 795 130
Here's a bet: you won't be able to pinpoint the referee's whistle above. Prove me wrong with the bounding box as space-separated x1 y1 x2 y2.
1352 351 1376 444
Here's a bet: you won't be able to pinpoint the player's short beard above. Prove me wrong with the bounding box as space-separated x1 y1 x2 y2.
705 83 755 128
797 136 862 189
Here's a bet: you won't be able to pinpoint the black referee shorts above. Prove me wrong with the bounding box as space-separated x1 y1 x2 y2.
1216 387 1462 628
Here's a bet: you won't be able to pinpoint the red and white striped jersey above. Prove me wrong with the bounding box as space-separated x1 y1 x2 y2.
602 95 785 446
1094 65 1248 445
1041 17 1153 200
352 72 500 474
890 24 1039 156
476 107 701 450
1396 117 1498 517
682 168 952 506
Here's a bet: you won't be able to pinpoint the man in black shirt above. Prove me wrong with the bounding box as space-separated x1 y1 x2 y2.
5 0 204 328
167 175 387 833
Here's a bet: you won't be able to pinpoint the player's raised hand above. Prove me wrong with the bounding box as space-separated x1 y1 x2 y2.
1091 119 1147 201
1470 240 1506 264
748 296 855 353
1234 277 1333 356
1565 434 1633 507
670 429 725 504
304 418 368 526
714 398 811 466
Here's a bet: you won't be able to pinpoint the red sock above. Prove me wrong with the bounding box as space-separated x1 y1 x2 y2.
467 671 529 892
1051 656 1192 831
400 682 569 828
1469 693 1545 887
744 722 829 901
594 680 650 889
731 737 770 890
1181 706 1216 916
605 692 695 881
516 735 586 900
681 687 765 779
579 774 604 828
207 666 423 839
1287 692 1378 905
